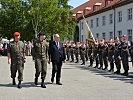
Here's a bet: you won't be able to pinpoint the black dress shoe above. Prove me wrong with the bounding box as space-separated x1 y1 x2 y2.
56 82 63 85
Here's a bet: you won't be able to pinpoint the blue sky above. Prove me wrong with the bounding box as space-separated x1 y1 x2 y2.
68 0 88 8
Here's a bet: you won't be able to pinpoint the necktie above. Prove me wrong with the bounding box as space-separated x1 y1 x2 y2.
56 42 59 49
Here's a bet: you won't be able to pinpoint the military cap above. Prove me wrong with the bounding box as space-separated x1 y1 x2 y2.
14 32 20 37
39 32 45 36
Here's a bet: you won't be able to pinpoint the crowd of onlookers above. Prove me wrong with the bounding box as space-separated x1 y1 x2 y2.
0 40 33 56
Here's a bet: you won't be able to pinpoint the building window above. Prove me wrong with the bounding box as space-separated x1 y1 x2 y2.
96 18 99 27
109 32 113 39
102 33 106 40
96 33 99 38
91 19 93 28
109 14 113 24
118 31 122 41
102 16 106 26
127 8 132 20
127 29 132 41
81 22 83 30
118 11 122 22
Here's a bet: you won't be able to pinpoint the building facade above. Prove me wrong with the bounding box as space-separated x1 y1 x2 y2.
73 0 133 42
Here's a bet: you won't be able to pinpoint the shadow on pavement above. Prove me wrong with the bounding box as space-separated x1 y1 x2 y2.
0 82 52 88
67 62 133 84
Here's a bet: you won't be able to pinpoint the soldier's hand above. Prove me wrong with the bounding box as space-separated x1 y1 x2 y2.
8 59 10 64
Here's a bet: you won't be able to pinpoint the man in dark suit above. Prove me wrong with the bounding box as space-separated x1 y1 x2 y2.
48 34 66 85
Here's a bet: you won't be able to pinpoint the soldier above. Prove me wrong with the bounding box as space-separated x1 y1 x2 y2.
66 43 70 61
7 32 26 89
108 39 115 72
98 39 108 70
120 35 129 76
74 43 79 63
85 40 89 61
70 43 74 62
114 37 121 74
80 43 86 65
131 41 133 66
92 38 99 68
102 41 108 70
88 41 93 67
32 32 48 88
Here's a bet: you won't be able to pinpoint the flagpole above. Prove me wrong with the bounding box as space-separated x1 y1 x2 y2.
82 15 96 44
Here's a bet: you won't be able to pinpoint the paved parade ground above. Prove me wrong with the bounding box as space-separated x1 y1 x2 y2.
0 56 133 100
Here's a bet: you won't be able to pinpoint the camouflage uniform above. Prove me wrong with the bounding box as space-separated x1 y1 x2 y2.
80 45 86 65
8 41 25 82
32 39 48 87
108 43 115 72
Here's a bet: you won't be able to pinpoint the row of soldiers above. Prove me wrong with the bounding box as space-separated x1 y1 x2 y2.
64 35 133 76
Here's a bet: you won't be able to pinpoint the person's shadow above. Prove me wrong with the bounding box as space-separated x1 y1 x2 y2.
0 82 52 88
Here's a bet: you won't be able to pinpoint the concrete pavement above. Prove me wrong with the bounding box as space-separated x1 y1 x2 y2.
0 56 133 100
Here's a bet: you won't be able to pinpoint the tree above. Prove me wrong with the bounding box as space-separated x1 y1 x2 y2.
0 0 76 41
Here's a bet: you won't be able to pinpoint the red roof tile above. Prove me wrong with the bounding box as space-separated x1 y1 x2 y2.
72 0 121 18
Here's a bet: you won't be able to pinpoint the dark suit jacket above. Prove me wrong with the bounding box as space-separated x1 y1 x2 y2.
48 41 66 63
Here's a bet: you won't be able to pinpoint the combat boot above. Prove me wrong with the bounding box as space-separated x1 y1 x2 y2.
41 79 46 88
17 81 22 89
12 78 16 85
34 78 38 85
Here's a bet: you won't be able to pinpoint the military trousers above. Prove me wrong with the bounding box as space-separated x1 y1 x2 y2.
114 58 121 71
10 61 24 81
35 58 47 80
121 51 129 72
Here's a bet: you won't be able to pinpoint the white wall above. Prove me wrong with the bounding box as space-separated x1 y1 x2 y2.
78 2 133 42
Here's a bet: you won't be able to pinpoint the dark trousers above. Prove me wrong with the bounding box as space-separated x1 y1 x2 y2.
10 61 24 81
115 58 121 71
52 60 62 83
121 51 129 72
35 59 47 80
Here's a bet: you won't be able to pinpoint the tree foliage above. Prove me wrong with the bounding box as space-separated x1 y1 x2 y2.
0 0 76 41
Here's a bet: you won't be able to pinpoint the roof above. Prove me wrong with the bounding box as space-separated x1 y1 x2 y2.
72 0 131 20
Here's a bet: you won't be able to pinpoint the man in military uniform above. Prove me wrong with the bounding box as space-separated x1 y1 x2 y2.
70 43 74 62
114 37 121 74
108 39 115 72
92 38 99 68
7 32 26 89
98 40 108 70
32 32 48 88
80 43 86 65
66 43 70 61
120 35 129 76
74 43 79 63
